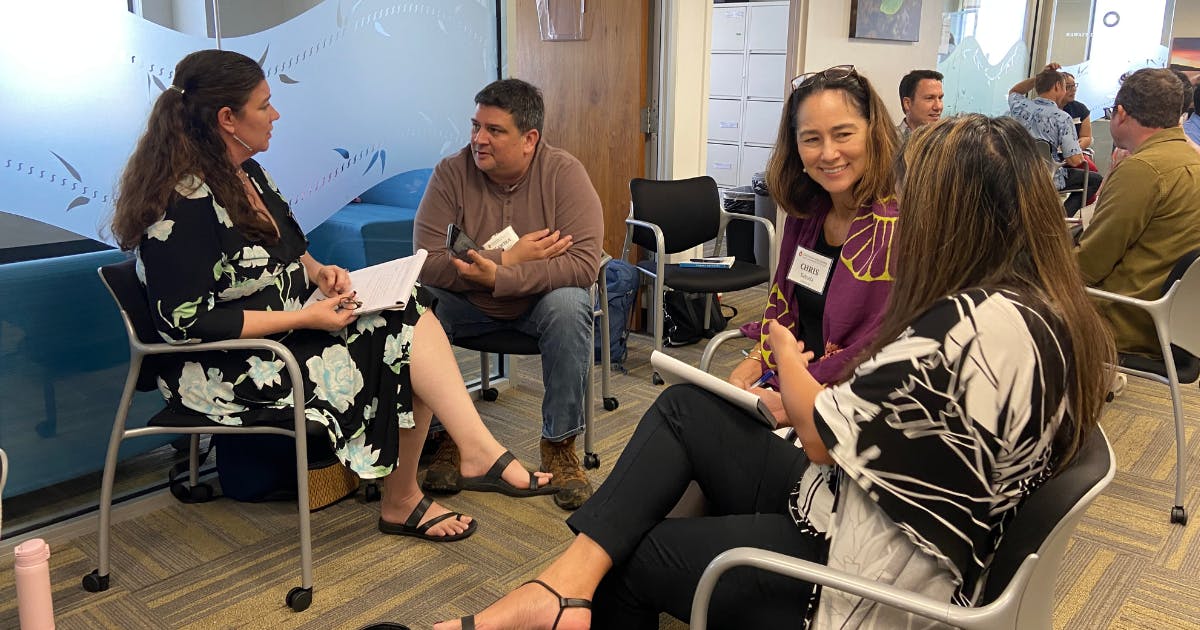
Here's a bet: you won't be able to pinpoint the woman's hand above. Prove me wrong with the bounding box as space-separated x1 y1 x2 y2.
729 356 764 390
753 387 792 428
315 264 351 296
765 321 814 371
302 291 359 331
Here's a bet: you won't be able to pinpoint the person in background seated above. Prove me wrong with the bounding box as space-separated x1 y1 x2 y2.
728 65 898 428
895 68 944 139
1183 81 1200 146
1009 63 1102 215
111 50 553 544
1076 68 1200 360
1061 72 1094 152
434 114 1114 630
413 78 603 510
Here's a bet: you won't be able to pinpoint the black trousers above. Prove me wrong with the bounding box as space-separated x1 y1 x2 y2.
1063 167 1102 216
566 385 824 630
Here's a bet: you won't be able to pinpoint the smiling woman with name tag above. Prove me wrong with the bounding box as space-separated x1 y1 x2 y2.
728 65 900 430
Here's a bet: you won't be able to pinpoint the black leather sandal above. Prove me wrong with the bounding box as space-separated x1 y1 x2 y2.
377 495 477 542
459 450 557 497
458 578 591 630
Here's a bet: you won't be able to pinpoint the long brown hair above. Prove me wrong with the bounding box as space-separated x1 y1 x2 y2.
765 68 899 217
866 114 1114 465
111 49 277 250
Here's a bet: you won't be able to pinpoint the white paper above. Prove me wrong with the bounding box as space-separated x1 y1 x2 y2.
651 351 777 429
483 225 519 251
304 249 428 315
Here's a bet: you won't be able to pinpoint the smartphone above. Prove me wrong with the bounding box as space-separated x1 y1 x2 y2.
445 223 481 261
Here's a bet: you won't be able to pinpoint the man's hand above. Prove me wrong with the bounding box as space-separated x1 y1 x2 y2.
315 264 351 296
501 228 573 266
452 250 499 289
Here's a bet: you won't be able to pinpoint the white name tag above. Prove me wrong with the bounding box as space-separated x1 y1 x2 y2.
786 246 834 294
483 225 520 251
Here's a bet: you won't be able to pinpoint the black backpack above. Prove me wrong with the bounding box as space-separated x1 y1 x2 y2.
662 291 735 347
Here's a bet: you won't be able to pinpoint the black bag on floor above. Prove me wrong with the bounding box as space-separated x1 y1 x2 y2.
663 291 735 347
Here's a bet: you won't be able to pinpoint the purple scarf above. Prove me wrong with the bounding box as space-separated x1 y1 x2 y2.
740 197 898 384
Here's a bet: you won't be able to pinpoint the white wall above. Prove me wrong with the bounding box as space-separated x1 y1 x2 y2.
662 1 711 179
799 0 945 125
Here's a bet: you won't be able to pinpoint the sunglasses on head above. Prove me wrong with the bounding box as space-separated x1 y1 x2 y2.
791 64 858 91
1103 105 1115 119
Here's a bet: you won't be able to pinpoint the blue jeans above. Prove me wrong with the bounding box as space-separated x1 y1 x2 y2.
426 286 591 441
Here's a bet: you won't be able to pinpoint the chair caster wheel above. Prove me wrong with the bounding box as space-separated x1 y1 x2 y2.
169 436 191 452
652 372 664 385
481 388 499 401
1171 506 1188 525
286 586 313 612
584 452 600 469
363 482 381 503
171 482 214 504
1105 391 1114 403
35 421 56 438
82 569 110 592
603 397 619 411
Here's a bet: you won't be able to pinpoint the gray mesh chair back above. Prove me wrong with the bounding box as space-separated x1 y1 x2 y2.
83 258 318 612
1087 248 1200 525
691 428 1115 630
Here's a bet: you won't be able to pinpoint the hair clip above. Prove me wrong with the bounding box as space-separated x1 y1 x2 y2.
168 85 185 95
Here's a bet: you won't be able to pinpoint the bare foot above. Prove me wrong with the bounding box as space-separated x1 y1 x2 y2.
460 450 553 490
433 580 591 630
380 491 473 538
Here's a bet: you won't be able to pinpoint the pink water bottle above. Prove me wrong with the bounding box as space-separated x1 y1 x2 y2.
13 538 55 630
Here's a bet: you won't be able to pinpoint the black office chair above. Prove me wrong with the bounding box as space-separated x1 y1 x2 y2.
83 258 319 612
691 427 1116 629
623 176 776 383
452 255 618 470
1086 249 1200 525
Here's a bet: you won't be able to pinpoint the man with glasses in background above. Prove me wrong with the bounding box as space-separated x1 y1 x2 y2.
1009 63 1102 215
1076 68 1200 362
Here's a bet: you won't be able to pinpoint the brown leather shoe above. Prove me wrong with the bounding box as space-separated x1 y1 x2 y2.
540 436 593 510
420 433 461 494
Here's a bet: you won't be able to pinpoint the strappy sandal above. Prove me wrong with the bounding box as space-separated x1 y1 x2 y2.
377 495 477 542
459 450 557 497
458 579 591 630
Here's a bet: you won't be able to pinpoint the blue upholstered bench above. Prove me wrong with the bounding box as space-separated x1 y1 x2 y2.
307 168 433 270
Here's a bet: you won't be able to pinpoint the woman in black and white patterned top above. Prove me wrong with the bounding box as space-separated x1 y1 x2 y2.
438 115 1114 630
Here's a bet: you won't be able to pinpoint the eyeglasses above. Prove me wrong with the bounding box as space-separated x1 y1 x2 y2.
1065 82 1077 89
791 65 857 91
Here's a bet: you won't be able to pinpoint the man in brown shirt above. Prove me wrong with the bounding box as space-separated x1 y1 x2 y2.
414 79 603 510
1076 68 1200 359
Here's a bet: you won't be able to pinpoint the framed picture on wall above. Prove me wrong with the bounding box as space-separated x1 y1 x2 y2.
849 0 923 43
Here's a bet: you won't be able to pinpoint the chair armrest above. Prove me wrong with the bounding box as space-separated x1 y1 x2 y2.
691 547 1036 630
691 547 955 629
1085 286 1167 312
699 329 748 373
624 218 667 280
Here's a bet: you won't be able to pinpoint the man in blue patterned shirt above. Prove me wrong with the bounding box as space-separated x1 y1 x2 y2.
1008 63 1102 215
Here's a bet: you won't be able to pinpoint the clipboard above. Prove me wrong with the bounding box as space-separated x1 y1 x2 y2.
651 351 777 429
304 249 427 315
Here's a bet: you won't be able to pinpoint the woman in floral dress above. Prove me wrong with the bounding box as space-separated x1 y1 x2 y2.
110 49 554 542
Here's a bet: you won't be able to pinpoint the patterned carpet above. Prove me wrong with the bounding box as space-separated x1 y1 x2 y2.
2 286 1198 629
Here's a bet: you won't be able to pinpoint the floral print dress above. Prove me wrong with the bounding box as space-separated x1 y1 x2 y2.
136 158 428 479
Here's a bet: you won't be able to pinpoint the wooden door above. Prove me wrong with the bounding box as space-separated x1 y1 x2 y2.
510 0 651 257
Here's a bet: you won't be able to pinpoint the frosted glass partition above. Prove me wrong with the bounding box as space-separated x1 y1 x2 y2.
937 2 1031 117
1051 0 1173 122
0 0 498 242
0 0 498 520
